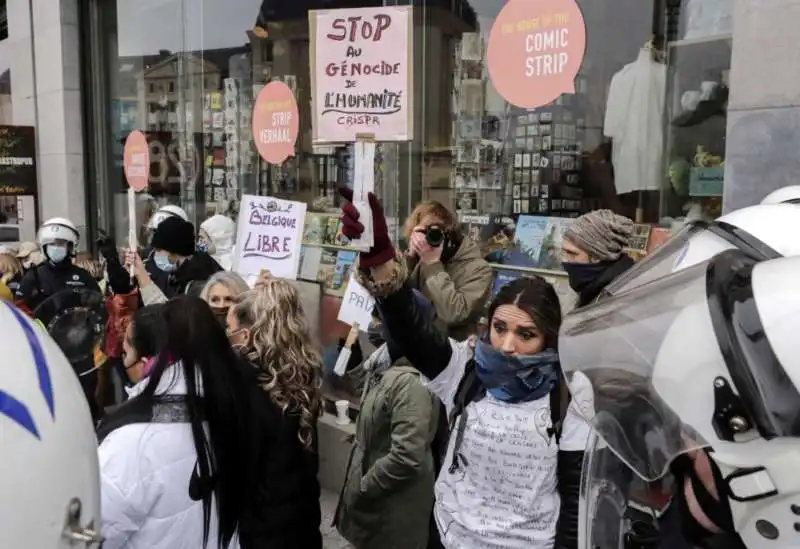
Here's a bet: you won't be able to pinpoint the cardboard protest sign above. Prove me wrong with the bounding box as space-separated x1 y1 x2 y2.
309 6 414 142
233 195 307 282
337 277 374 330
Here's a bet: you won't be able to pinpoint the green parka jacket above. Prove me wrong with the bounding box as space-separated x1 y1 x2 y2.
334 346 439 549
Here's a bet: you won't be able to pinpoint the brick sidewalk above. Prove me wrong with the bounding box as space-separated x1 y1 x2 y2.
320 489 352 549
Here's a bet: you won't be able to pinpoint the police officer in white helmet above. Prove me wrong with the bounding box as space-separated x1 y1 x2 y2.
16 217 100 310
561 248 800 549
147 204 189 230
0 299 101 547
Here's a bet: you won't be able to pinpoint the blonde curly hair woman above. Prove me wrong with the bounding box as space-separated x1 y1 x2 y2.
225 276 324 547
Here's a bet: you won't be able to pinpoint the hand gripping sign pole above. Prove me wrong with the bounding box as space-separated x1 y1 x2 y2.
123 131 150 281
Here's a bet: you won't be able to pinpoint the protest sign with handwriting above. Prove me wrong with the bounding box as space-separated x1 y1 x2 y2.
309 6 413 143
337 278 375 330
233 195 307 281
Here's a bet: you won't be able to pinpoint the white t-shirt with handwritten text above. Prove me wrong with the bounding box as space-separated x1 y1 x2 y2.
424 340 594 549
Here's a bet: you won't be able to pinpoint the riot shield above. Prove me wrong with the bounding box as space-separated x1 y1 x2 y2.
32 287 107 375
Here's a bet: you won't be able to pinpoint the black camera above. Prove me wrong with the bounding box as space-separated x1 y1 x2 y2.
425 225 446 247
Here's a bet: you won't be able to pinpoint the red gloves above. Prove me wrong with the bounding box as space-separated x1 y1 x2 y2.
339 187 396 269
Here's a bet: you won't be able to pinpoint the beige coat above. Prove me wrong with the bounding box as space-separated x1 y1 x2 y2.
409 237 493 340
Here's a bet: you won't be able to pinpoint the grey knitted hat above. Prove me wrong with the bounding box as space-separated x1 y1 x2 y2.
563 209 634 261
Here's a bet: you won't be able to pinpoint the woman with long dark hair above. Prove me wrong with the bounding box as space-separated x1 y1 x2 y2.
118 304 166 389
339 190 593 549
97 295 255 549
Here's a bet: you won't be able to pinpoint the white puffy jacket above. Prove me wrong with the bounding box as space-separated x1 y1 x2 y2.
200 214 236 271
98 365 237 549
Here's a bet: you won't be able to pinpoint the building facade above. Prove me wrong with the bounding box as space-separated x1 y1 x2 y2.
0 0 797 246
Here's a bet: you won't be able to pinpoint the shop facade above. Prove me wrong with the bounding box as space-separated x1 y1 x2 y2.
0 0 85 247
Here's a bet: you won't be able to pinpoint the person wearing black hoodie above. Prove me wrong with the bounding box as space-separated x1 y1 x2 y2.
125 216 223 305
560 209 635 308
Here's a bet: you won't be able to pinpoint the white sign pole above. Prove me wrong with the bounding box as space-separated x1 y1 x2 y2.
348 134 375 251
127 187 137 282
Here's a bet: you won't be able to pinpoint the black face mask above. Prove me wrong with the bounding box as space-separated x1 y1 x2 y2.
562 261 611 293
367 330 385 349
210 306 229 327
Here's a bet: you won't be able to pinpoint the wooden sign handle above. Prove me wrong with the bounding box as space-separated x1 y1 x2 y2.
344 322 360 348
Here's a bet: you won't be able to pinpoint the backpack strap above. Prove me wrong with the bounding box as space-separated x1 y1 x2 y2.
446 358 485 473
547 375 572 445
447 357 481 429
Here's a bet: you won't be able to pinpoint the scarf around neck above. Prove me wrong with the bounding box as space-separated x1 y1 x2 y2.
474 340 560 403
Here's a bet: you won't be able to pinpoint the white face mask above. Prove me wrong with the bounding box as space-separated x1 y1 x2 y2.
154 254 178 273
46 245 68 263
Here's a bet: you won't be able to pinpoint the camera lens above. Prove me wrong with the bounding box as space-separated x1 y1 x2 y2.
426 226 445 247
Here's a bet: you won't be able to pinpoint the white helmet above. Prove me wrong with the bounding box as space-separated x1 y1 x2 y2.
0 301 100 547
761 185 800 205
562 251 800 549
147 205 189 229
37 217 80 248
605 203 799 296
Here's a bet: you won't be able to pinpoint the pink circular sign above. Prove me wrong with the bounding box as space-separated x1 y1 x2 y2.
123 130 150 191
252 81 299 165
487 0 586 109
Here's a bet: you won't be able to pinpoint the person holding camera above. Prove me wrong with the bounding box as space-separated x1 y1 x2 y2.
405 201 493 549
405 201 493 341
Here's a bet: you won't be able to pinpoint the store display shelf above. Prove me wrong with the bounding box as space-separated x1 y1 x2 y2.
489 262 567 278
668 33 732 48
302 241 357 252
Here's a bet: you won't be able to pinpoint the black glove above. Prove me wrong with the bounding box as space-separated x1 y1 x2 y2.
96 230 119 262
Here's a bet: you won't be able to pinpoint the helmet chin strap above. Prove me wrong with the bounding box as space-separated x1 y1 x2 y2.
670 451 748 549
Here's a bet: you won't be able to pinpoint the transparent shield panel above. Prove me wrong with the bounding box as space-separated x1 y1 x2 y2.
560 261 713 480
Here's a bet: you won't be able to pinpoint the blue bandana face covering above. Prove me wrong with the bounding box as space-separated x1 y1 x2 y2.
474 340 560 403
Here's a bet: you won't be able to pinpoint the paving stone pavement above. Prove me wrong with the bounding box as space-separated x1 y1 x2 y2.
320 489 352 549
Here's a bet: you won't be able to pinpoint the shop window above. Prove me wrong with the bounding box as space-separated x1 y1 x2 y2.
88 0 401 406
0 0 7 42
661 0 731 221
84 0 732 406
0 0 38 240
406 0 732 316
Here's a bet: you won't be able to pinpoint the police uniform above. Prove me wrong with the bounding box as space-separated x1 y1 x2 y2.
16 260 100 312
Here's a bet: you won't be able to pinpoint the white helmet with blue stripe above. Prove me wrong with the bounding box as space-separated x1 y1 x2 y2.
0 301 100 547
